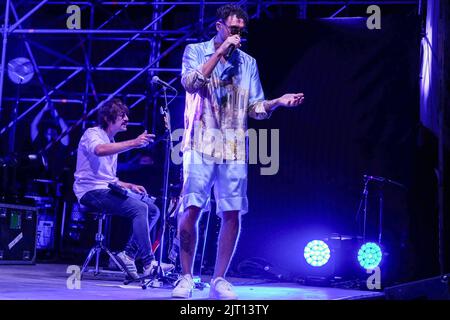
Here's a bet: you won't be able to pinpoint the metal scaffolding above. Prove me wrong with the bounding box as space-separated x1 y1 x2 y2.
0 0 420 152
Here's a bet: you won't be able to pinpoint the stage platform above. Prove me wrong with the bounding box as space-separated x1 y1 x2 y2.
0 264 384 300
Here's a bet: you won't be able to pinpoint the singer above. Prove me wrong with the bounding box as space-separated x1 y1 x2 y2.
173 4 305 300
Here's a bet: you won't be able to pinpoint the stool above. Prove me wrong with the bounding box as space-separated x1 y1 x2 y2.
79 208 128 279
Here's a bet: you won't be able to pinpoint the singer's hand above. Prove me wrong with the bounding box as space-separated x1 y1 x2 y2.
277 93 305 108
133 130 155 148
217 35 241 56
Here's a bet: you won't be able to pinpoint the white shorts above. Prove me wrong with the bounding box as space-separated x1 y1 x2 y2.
181 150 248 217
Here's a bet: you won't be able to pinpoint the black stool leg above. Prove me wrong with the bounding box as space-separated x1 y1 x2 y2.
79 212 135 281
80 246 98 277
104 246 125 273
80 214 104 277
94 216 104 275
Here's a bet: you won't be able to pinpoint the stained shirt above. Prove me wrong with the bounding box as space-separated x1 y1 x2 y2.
180 37 270 161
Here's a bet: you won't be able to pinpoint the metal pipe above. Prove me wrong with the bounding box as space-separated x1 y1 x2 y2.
28 39 82 66
10 2 51 103
38 66 181 72
437 0 447 279
47 36 152 42
128 95 147 110
10 29 188 35
0 0 11 112
82 2 97 130
97 0 135 30
0 68 83 136
18 1 420 5
298 0 307 19
330 5 348 18
1 94 182 101
200 0 205 27
148 0 164 133
97 5 175 67
8 0 48 33
42 30 195 153
1 97 83 103
49 2 133 70
0 5 176 136
75 37 152 42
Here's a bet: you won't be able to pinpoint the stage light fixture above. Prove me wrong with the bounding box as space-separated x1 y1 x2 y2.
8 57 34 84
357 242 382 269
304 240 331 267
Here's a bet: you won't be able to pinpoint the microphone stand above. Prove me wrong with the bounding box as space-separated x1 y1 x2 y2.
142 85 178 289
355 176 370 242
356 175 407 245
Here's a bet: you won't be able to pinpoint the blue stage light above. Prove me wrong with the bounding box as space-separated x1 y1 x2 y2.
357 242 382 269
304 240 331 267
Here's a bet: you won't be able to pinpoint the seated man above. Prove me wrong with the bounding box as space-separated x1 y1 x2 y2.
73 97 173 279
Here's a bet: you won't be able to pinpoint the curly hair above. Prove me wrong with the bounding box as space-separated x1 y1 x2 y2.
216 4 249 25
97 98 129 129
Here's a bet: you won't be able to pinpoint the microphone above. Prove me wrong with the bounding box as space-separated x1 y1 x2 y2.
225 44 235 59
225 26 242 59
364 175 385 182
151 76 177 92
363 174 407 189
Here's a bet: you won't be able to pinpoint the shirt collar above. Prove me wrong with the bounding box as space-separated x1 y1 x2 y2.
204 37 216 57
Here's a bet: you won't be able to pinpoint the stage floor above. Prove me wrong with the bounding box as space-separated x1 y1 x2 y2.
0 264 384 300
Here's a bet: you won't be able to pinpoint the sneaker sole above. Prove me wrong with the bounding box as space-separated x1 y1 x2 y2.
172 291 193 299
209 291 238 300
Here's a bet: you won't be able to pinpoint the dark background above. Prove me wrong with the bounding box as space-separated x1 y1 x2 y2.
227 15 442 285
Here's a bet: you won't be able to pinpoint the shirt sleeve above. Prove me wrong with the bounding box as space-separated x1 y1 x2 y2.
181 44 210 94
83 129 105 155
247 59 270 120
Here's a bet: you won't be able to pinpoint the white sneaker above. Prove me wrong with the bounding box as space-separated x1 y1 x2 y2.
143 260 175 277
115 251 139 279
172 274 195 298
209 277 238 300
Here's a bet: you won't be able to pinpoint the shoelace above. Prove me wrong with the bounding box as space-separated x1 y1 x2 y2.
148 262 174 272
215 279 233 291
120 255 137 272
174 276 193 288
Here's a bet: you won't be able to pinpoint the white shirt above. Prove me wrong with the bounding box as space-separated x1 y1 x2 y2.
73 126 118 201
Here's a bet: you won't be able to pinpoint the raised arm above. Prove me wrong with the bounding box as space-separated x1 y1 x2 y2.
262 93 305 113
200 35 241 78
181 36 240 93
94 131 155 157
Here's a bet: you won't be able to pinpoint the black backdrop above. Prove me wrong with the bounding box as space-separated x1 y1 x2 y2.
230 15 424 284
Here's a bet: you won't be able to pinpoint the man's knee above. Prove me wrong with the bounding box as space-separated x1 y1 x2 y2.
131 200 149 219
221 211 240 224
183 205 202 222
147 203 160 220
